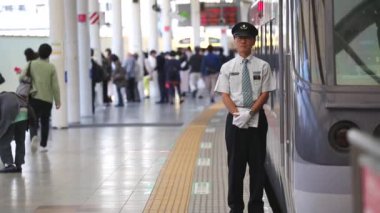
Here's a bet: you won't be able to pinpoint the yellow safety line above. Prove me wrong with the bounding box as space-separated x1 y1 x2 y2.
143 102 224 212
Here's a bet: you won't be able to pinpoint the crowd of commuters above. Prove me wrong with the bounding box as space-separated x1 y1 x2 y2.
88 45 234 108
0 44 234 172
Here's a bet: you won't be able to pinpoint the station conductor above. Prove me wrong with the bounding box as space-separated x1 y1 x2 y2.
214 22 276 213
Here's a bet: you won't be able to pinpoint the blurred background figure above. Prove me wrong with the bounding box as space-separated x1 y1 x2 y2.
101 48 113 105
201 45 221 103
111 54 127 107
188 46 204 99
143 50 157 99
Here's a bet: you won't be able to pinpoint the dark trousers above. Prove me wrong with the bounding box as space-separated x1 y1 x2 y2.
168 82 181 103
158 74 168 102
92 80 96 114
0 120 27 166
30 98 52 148
126 78 136 102
14 121 27 166
0 124 15 165
225 110 267 213
102 80 110 103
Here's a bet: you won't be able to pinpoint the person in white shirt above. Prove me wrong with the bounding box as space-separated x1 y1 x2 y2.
214 22 276 213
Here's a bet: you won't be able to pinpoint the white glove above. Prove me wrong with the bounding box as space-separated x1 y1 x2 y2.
232 110 251 129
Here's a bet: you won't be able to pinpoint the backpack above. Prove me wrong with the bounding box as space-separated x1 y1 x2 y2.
91 59 104 83
167 60 180 81
206 54 221 74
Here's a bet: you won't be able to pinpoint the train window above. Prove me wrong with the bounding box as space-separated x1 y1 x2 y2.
261 25 265 56
295 0 325 84
264 24 268 56
334 0 380 85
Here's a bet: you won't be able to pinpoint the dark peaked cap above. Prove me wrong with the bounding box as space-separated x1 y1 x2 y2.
232 22 258 38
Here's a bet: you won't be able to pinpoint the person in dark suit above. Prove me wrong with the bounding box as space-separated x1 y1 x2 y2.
155 52 168 104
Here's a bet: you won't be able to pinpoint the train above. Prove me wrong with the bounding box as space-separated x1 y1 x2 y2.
248 0 380 212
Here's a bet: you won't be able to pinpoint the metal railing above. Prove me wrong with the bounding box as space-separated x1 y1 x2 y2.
348 129 380 213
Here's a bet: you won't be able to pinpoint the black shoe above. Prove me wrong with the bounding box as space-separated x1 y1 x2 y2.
192 90 197 98
210 97 215 103
0 165 18 173
15 165 22 173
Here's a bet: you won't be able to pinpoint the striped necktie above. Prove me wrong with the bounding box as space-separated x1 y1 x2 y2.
242 59 253 107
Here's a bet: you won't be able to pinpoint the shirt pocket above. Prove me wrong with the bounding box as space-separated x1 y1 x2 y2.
229 74 241 94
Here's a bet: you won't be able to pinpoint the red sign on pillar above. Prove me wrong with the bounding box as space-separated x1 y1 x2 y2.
164 26 171 32
78 14 87 23
90 12 100 25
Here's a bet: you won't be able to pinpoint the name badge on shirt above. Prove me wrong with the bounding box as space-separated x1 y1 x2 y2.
253 71 261 80
230 72 239 76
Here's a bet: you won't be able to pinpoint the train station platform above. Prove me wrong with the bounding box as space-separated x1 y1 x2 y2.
0 97 273 213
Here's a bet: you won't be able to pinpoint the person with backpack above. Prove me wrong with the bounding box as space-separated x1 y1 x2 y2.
201 45 222 103
101 48 113 105
90 48 105 113
165 51 184 104
111 54 127 107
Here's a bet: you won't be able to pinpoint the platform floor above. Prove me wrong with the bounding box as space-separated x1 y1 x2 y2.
0 97 273 213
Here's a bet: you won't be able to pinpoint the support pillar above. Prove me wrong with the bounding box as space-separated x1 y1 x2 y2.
89 0 102 107
77 0 92 117
50 0 68 128
148 0 158 51
64 0 80 124
161 0 171 52
112 0 124 59
191 0 201 47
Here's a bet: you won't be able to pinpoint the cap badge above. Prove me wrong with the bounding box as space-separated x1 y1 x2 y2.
240 24 248 30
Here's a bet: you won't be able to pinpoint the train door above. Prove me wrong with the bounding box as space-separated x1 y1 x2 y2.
282 0 295 211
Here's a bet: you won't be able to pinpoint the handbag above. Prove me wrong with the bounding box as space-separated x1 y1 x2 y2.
16 62 32 98
0 73 5 84
112 67 127 87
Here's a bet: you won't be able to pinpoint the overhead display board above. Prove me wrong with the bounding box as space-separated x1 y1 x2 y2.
177 3 238 27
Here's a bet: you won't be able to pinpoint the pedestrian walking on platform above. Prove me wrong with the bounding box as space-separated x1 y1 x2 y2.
201 45 221 103
155 52 168 104
188 46 204 99
28 43 61 153
214 22 276 213
102 48 113 105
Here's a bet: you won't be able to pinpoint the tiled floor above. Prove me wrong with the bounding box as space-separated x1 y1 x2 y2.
0 97 209 213
0 96 274 213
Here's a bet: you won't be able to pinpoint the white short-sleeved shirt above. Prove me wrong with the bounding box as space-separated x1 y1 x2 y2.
214 54 276 127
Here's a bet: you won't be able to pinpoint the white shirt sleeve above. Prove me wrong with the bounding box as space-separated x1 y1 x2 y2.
261 63 276 92
214 61 232 94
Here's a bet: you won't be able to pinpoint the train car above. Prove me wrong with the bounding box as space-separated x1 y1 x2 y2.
249 0 380 212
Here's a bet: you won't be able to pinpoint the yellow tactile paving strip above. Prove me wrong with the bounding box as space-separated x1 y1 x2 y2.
143 102 224 213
